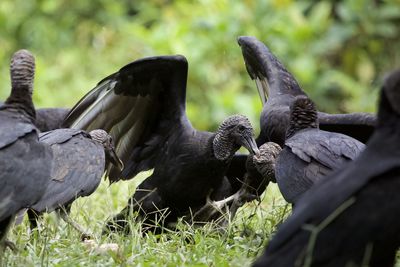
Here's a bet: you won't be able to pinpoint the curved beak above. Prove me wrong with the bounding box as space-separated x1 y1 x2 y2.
241 135 260 156
107 147 124 171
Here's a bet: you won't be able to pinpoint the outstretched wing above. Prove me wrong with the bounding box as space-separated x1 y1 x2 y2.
32 129 104 212
238 36 305 105
62 55 188 182
238 36 376 143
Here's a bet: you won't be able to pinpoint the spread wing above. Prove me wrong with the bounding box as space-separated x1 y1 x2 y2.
238 36 376 144
32 129 104 212
238 36 305 106
62 55 189 182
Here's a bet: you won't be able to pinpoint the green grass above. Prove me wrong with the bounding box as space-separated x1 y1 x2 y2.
2 173 289 267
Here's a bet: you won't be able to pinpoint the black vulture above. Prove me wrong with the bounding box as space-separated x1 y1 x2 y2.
238 36 376 147
253 69 400 267
61 55 259 232
0 50 52 250
274 95 365 205
26 128 123 239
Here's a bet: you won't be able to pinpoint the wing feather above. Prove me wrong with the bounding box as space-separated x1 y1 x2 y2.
63 55 189 182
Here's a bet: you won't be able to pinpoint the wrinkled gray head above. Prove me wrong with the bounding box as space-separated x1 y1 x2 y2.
89 129 124 171
252 142 282 181
382 69 400 115
287 95 318 138
10 49 35 92
213 114 259 161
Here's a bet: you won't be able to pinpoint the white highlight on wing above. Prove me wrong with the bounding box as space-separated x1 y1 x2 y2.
70 81 116 129
255 77 270 106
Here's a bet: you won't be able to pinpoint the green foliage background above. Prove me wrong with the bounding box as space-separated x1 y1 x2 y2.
1 1 400 265
0 0 399 132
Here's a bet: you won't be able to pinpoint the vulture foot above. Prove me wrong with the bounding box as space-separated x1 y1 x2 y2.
59 212 92 241
192 194 237 223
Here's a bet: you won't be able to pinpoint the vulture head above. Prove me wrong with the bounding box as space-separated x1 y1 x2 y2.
89 129 124 172
213 114 259 161
252 142 282 182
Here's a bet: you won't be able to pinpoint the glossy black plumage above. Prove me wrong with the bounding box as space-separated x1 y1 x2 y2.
30 129 105 213
26 128 122 238
62 55 258 232
0 50 51 248
275 96 365 204
253 69 400 267
238 36 376 146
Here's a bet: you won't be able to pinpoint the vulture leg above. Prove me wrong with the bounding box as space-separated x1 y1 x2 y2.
0 217 17 253
192 193 237 224
228 183 259 220
27 209 40 231
58 206 91 241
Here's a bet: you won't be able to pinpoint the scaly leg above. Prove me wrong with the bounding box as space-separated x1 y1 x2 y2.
58 210 91 241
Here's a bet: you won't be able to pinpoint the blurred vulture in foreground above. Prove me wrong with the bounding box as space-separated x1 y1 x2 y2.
238 36 376 147
27 128 123 239
253 69 400 267
275 96 365 205
0 50 51 250
62 55 259 233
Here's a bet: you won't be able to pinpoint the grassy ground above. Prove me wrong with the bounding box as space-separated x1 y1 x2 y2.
2 172 289 267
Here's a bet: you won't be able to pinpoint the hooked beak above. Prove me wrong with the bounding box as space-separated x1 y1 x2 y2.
107 147 124 171
241 135 260 156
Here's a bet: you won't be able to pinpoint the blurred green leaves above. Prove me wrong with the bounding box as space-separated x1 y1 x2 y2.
0 0 399 132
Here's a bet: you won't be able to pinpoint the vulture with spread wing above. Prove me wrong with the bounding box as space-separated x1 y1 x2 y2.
238 36 376 147
62 55 259 232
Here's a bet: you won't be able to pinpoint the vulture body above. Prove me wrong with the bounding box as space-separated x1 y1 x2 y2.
275 96 365 205
27 128 122 238
0 50 51 249
62 55 258 232
253 70 400 267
